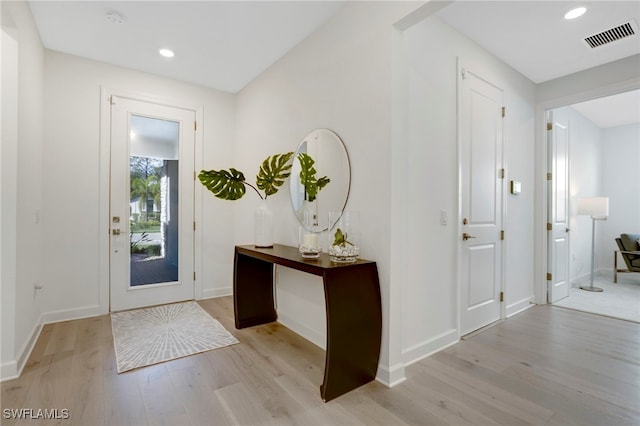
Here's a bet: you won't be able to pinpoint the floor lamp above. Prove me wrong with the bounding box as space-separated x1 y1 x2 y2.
577 197 609 292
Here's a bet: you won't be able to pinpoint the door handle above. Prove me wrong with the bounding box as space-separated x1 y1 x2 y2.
565 228 570 233
462 232 476 241
112 229 121 235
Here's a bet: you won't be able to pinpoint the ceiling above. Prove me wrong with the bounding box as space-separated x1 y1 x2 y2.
27 1 345 93
28 1 640 126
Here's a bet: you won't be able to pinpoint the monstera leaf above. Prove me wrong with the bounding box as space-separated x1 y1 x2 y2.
298 153 330 202
199 152 293 201
256 152 294 197
198 168 247 200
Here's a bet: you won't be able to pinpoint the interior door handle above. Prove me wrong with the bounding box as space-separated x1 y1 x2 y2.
462 232 476 241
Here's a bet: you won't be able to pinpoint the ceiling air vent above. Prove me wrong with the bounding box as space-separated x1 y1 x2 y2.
584 20 638 48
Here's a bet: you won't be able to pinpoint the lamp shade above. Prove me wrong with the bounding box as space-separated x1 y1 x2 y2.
577 197 609 218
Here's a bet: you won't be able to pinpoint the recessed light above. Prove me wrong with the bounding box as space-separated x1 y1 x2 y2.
564 7 587 20
159 48 175 58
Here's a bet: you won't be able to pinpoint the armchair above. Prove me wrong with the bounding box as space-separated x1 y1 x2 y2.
614 233 640 283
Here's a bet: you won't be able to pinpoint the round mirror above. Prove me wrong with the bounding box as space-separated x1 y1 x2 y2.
290 129 351 231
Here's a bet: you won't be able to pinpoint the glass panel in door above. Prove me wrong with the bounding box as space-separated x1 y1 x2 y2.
129 115 179 286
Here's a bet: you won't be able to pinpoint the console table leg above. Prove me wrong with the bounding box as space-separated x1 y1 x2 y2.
320 264 382 401
234 252 277 328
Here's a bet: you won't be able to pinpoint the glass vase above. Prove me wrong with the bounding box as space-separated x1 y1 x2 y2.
254 199 273 248
328 211 360 263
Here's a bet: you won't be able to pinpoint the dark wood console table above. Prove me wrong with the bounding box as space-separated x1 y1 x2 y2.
233 244 382 402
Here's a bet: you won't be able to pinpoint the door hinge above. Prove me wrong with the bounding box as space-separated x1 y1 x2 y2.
501 106 506 118
109 95 116 105
194 121 197 131
500 230 504 240
500 291 504 302
193 272 196 281
547 122 553 131
546 223 552 231
194 171 196 180
499 168 505 178
547 172 552 180
193 221 196 231
547 273 552 281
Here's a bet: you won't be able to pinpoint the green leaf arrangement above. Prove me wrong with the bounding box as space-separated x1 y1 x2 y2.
332 228 354 247
198 152 293 201
298 153 330 202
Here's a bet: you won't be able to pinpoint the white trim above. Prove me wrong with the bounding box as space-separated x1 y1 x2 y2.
506 298 534 318
375 362 407 388
41 305 101 324
0 320 43 382
201 287 232 299
276 314 325 350
99 87 204 313
401 329 458 366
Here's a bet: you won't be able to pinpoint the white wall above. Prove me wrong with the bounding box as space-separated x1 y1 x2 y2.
42 50 236 318
601 124 640 271
1 1 45 380
399 15 535 365
234 1 422 384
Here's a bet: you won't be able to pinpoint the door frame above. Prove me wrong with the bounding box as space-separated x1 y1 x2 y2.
98 87 204 314
534 80 640 305
456 58 507 335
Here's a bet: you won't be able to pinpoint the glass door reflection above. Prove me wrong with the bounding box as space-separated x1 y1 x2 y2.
129 115 180 286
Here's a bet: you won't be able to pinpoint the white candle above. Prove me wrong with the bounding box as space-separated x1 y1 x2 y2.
303 233 318 248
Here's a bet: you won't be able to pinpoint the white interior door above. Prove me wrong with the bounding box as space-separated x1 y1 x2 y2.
110 96 195 312
547 111 571 303
459 65 504 336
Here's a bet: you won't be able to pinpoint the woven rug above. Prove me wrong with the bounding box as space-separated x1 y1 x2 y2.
111 301 239 373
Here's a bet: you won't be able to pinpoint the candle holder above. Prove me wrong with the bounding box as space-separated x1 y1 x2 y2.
298 226 323 259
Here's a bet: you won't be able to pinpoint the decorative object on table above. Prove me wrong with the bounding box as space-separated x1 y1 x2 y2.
290 129 351 232
298 225 324 259
198 152 293 248
577 197 609 292
110 301 238 373
328 211 360 263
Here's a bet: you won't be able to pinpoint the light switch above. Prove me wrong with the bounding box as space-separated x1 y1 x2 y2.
440 209 448 225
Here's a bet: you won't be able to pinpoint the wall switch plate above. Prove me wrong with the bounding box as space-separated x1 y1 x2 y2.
440 209 448 225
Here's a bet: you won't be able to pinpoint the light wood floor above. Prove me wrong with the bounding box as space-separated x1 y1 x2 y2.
2 298 639 425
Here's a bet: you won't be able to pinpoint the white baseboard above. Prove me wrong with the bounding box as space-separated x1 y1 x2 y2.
276 312 325 350
1 318 43 382
506 297 534 317
41 305 101 324
401 328 458 367
201 287 232 300
376 362 407 388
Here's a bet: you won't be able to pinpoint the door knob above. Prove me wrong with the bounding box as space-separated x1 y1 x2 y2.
112 229 121 235
462 232 476 240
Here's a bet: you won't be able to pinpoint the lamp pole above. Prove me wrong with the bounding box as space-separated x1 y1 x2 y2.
580 215 604 292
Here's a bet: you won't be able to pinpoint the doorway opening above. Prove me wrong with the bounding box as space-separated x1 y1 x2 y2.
546 89 640 323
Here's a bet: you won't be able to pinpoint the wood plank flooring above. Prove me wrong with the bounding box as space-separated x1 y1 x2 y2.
2 298 638 425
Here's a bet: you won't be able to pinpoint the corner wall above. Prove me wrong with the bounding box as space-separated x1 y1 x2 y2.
234 2 422 385
398 15 536 365
1 0 45 380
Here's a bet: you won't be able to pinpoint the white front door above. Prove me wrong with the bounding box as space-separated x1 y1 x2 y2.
547 111 571 303
110 96 195 312
459 65 504 336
